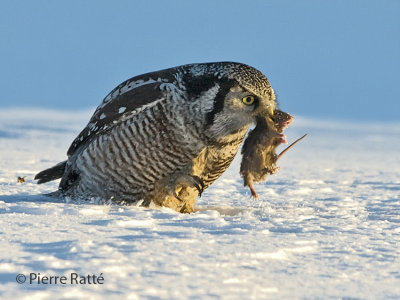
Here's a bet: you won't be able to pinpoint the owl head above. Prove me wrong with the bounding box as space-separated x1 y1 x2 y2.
180 62 277 140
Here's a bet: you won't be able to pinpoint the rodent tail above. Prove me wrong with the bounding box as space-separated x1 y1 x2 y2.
277 134 307 160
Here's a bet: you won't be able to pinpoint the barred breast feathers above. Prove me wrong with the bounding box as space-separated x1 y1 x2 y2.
67 92 208 198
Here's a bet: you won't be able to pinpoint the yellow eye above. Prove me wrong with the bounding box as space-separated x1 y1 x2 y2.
242 96 255 105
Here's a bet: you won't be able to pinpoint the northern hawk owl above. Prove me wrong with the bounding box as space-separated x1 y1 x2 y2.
35 62 292 212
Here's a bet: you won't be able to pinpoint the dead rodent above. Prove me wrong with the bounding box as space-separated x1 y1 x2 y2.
240 110 294 198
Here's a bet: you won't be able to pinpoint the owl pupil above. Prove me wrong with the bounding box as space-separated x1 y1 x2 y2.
244 97 253 104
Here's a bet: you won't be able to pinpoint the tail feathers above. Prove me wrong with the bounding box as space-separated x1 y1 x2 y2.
35 161 67 184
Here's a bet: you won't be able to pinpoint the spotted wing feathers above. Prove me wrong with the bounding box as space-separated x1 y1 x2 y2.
67 72 176 156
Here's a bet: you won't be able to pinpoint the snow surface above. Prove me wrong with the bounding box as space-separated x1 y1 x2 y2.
1 108 399 299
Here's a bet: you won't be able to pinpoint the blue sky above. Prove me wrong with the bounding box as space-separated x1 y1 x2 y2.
1 0 399 121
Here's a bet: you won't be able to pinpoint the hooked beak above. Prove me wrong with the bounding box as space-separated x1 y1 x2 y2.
254 106 274 120
269 107 274 116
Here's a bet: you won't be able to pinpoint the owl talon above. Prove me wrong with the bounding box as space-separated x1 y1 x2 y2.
190 175 205 197
173 192 184 202
174 175 204 199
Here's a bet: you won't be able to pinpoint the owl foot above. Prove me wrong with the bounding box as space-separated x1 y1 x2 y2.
146 173 204 213
173 175 205 201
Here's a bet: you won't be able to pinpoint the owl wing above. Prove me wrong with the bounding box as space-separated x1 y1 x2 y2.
67 70 177 156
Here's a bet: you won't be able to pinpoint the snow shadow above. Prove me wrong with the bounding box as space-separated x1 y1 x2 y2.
20 240 78 261
195 205 252 216
0 194 64 204
0 129 21 139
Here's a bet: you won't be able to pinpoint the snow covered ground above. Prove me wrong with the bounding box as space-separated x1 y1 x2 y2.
0 108 399 299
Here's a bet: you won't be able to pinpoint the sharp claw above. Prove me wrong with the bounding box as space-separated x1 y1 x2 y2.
194 184 202 196
196 176 205 191
190 175 204 197
173 192 184 202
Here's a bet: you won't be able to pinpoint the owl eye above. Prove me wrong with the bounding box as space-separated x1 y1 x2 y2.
242 96 256 105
